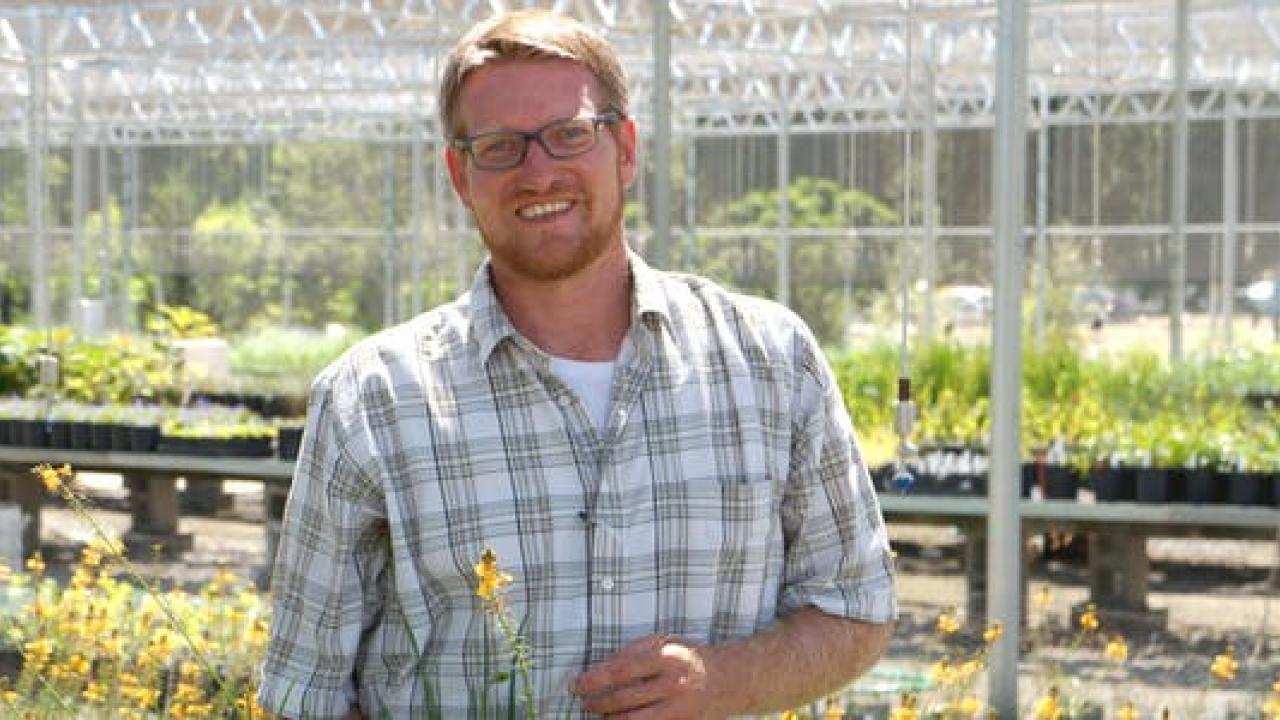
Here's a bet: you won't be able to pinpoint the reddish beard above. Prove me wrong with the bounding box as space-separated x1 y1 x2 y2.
476 171 627 283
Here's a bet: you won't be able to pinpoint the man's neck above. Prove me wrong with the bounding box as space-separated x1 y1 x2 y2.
490 245 632 362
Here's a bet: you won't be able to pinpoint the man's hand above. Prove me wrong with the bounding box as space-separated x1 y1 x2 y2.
570 635 725 719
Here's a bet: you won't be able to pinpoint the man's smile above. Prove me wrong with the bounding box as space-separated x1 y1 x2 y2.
516 199 575 221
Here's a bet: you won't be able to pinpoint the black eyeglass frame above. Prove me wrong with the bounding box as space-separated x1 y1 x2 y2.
451 110 624 170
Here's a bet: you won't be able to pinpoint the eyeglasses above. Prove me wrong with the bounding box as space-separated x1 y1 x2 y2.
452 111 623 171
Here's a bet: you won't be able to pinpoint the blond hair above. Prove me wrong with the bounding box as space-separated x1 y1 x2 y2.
439 9 629 139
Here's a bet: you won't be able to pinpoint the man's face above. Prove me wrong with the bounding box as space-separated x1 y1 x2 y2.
445 58 637 285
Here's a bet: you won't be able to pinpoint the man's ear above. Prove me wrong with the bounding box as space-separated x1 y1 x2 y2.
616 116 639 190
444 144 473 210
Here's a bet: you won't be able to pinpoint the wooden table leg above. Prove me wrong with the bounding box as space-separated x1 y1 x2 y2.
123 472 192 559
1084 528 1168 630
0 467 42 560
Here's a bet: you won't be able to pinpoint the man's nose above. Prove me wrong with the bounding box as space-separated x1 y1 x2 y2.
520 137 558 171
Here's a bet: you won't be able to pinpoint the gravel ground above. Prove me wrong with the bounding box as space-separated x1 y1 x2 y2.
30 477 1280 718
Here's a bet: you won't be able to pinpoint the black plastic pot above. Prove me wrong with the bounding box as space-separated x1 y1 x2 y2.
1022 459 1077 499
159 435 273 458
46 420 70 449
1090 465 1136 502
127 425 160 452
1183 468 1224 504
1020 463 1036 497
1135 467 1170 502
90 422 115 451
949 472 987 496
68 421 94 450
277 426 304 461
1042 464 1078 499
16 420 48 447
1225 471 1273 506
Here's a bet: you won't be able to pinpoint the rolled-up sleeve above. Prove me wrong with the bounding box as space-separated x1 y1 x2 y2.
257 367 389 719
778 334 897 624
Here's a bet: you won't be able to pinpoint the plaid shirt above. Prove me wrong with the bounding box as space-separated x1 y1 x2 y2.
258 252 896 719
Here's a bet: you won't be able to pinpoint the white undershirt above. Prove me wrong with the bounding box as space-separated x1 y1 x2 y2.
549 355 616 434
548 335 633 434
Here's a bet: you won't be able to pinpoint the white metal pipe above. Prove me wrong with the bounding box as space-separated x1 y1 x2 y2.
121 147 137 330
98 141 111 318
411 130 425 316
922 63 938 343
26 11 49 329
1170 0 1190 361
72 70 86 321
1222 90 1237 348
1034 89 1049 347
383 143 396 325
988 0 1028 714
651 0 672 269
777 91 791 309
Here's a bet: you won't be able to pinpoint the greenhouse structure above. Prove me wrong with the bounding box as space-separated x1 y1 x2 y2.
1 0 1279 716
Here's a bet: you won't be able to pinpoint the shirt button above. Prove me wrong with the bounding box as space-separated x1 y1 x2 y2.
599 577 615 591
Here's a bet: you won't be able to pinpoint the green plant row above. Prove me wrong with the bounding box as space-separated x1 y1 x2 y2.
831 337 1280 473
0 322 361 406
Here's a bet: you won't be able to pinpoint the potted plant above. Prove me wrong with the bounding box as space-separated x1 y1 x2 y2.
1086 432 1136 502
1131 419 1175 503
1224 437 1277 507
276 417 306 461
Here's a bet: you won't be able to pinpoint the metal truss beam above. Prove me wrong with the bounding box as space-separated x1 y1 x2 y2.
0 1 1276 146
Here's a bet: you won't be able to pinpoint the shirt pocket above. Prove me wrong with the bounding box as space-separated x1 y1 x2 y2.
685 475 776 563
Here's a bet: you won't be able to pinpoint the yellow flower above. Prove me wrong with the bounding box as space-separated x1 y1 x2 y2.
88 535 125 559
1033 586 1053 608
936 608 961 636
781 712 799 720
1210 645 1238 682
929 659 954 686
1078 604 1099 632
983 622 1003 644
890 693 919 720
25 552 45 576
1116 699 1140 720
81 545 102 568
1104 635 1129 663
33 463 63 493
1034 686 1062 720
474 546 513 603
959 695 983 716
83 680 109 703
823 697 844 719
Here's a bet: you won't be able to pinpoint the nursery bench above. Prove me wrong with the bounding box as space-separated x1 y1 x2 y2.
1 445 1275 625
0 446 292 567
879 493 1280 628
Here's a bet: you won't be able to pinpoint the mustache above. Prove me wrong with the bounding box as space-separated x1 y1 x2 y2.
511 181 580 201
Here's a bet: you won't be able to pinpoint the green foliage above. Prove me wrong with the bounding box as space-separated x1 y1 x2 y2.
146 304 220 339
228 325 364 397
58 334 178 405
709 176 899 229
828 337 1279 466
0 326 41 395
698 176 902 344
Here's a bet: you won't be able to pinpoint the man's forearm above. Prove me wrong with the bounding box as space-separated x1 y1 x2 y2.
706 606 894 716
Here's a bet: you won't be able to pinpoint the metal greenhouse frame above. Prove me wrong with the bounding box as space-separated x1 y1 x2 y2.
3 1 1279 714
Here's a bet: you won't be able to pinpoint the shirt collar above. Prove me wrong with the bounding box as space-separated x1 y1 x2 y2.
467 249 673 366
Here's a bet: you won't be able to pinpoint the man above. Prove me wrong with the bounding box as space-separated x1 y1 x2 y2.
259 9 896 718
